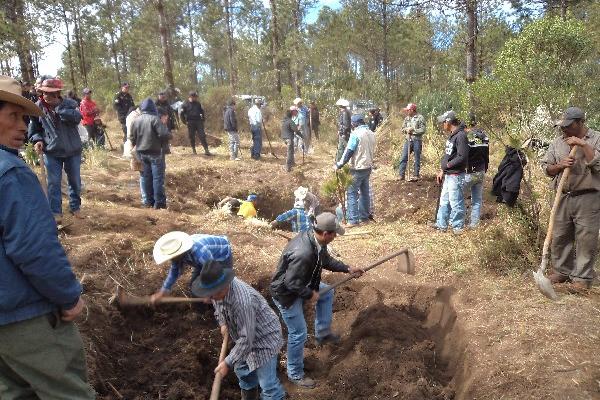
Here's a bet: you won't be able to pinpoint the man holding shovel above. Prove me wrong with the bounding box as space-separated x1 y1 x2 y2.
0 75 95 399
192 261 286 400
541 107 600 292
150 232 233 303
270 213 363 389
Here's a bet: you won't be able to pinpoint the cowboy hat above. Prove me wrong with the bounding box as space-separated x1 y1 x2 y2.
153 231 194 265
294 186 308 200
0 75 42 116
38 78 64 93
191 260 235 298
293 97 303 105
335 98 349 107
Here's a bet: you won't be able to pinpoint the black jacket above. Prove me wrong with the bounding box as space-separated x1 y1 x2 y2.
114 92 135 122
338 108 351 139
441 125 469 174
130 112 172 155
180 100 204 124
368 112 382 132
467 128 490 173
492 147 526 195
280 116 302 141
156 99 176 130
223 105 237 131
270 231 349 308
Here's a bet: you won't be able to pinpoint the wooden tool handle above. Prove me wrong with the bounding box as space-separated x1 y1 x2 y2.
210 332 229 400
542 146 578 255
319 249 409 295
39 156 48 196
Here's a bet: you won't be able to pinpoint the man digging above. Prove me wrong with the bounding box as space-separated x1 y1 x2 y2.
150 232 233 304
270 212 363 389
192 261 286 400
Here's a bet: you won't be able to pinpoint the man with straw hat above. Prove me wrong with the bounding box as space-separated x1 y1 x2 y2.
28 77 85 223
0 75 95 399
150 232 233 303
192 261 286 400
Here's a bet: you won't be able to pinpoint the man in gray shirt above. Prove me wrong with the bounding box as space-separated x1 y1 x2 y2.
192 261 285 400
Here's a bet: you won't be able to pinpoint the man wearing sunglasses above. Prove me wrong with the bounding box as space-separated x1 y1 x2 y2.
29 78 84 224
541 107 600 292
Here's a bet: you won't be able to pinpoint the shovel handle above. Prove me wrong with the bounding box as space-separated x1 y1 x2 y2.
39 155 48 196
210 331 229 400
319 248 409 295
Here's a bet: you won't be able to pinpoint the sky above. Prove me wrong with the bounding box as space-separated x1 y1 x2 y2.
35 0 343 77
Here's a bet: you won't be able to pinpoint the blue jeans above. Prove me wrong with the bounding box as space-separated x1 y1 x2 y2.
44 153 82 215
464 172 484 228
250 125 262 159
347 169 371 224
234 355 286 400
227 131 240 159
436 173 466 231
138 152 166 208
398 137 422 178
274 283 334 380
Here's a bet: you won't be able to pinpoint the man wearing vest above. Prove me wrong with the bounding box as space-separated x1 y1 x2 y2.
432 111 469 234
335 114 376 227
464 114 489 228
0 75 95 399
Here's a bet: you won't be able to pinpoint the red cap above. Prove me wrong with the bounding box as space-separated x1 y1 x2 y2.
39 78 64 93
403 103 417 112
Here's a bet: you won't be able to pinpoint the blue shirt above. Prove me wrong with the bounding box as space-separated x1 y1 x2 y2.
0 146 81 325
275 208 311 233
162 234 232 291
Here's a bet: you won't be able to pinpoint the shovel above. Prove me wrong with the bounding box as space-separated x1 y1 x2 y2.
335 170 347 224
319 248 415 295
38 153 48 196
261 119 279 159
210 331 229 400
533 146 578 300
115 286 206 306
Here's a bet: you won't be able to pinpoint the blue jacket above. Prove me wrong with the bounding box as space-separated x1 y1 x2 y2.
0 146 82 326
28 97 83 158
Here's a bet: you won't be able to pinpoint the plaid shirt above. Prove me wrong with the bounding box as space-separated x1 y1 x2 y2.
213 278 283 371
275 208 311 232
162 234 232 291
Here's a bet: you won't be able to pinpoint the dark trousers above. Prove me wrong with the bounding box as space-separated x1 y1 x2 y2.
285 139 295 172
250 124 263 159
187 120 208 152
120 120 127 142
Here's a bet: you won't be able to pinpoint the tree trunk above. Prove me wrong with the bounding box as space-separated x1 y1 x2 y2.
187 0 198 86
268 0 282 95
224 0 237 93
104 0 122 86
61 5 78 93
381 0 389 112
5 0 35 82
73 3 89 86
156 0 176 93
560 0 567 20
465 0 478 113
290 0 302 97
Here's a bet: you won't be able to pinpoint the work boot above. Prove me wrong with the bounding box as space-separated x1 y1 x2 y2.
290 376 316 389
241 387 260 400
71 210 85 219
192 147 197 155
399 175 406 181
569 280 591 293
427 222 446 232
316 333 340 345
548 272 570 284
204 150 214 156
54 214 63 226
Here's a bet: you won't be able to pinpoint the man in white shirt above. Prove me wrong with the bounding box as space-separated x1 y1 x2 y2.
248 98 263 160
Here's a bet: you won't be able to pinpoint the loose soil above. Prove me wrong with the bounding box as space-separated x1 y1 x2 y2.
51 121 600 400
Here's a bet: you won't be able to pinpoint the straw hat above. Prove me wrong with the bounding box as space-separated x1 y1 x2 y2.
0 75 42 116
335 98 349 107
293 97 303 105
294 186 308 200
153 231 194 265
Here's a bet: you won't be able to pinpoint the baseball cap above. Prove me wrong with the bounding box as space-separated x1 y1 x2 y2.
554 107 585 127
351 114 365 125
403 103 417 112
314 212 345 235
121 82 129 88
437 110 457 124
247 194 258 201
82 87 92 95
189 91 198 97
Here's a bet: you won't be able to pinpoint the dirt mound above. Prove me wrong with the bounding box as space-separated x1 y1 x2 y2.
313 303 454 400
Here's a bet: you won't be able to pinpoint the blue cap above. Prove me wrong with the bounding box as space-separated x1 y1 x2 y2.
247 194 258 201
351 114 364 125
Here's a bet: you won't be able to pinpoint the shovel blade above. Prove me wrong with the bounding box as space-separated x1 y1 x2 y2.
396 250 416 275
533 268 558 300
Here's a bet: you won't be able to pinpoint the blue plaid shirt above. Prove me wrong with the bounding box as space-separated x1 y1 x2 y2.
162 234 232 291
275 208 311 233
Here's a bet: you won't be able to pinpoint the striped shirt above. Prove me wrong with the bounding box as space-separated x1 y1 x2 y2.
275 208 311 232
162 234 232 291
213 278 283 371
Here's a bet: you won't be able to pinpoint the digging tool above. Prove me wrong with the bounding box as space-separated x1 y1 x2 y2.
38 154 48 196
335 170 347 224
261 119 279 159
533 146 578 300
433 175 444 222
319 248 415 295
210 331 229 400
273 231 292 241
115 286 206 306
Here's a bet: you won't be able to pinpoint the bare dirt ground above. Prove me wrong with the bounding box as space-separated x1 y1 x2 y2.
48 120 600 400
